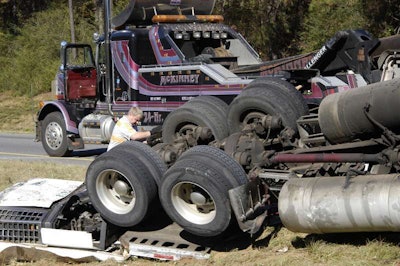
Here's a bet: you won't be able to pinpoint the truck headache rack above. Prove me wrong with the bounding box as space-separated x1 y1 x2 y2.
112 0 216 28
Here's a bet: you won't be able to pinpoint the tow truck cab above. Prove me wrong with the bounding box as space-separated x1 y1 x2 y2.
36 1 263 157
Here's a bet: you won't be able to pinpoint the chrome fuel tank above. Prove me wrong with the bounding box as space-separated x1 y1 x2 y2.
279 174 400 234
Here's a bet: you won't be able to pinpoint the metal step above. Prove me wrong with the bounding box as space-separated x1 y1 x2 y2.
120 223 210 261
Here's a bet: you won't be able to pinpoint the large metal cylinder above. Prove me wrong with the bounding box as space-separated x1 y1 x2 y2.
278 174 400 234
78 114 115 143
318 78 400 144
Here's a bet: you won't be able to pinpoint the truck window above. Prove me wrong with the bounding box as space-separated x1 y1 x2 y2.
134 34 157 66
66 46 95 69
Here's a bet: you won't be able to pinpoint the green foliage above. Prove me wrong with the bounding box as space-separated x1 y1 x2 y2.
300 0 367 52
360 0 400 37
113 0 130 14
0 0 53 33
1 0 400 97
215 0 310 60
0 3 96 96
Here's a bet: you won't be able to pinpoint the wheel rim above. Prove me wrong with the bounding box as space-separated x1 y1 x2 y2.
171 182 216 225
45 121 64 150
96 169 136 214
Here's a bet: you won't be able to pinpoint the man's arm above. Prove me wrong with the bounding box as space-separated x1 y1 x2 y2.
130 131 151 141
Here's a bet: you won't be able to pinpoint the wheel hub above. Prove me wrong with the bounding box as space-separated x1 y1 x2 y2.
190 191 207 205
171 182 216 224
45 122 63 149
114 180 130 196
96 170 136 214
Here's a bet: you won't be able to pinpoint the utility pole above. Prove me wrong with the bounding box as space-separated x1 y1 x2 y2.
68 0 76 43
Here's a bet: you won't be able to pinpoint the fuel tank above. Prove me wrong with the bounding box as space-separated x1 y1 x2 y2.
318 77 400 144
278 174 400 234
78 114 115 143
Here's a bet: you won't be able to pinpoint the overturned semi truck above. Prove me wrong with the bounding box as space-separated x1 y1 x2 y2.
22 0 400 257
82 1 400 238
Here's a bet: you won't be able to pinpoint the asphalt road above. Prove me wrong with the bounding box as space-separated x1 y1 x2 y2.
0 133 107 166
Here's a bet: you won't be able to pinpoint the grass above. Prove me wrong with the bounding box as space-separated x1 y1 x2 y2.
2 92 400 265
0 91 53 133
0 160 86 190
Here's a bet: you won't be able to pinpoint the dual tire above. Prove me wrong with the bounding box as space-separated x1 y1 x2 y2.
162 96 229 144
227 77 308 134
159 145 248 237
85 141 166 227
162 78 307 143
86 143 249 237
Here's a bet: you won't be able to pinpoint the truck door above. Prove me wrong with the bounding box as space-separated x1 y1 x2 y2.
62 43 97 101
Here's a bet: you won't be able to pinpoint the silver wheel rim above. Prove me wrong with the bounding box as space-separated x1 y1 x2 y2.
96 169 136 214
45 121 63 150
171 182 216 225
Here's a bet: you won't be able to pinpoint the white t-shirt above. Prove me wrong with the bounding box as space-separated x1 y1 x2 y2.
107 115 137 151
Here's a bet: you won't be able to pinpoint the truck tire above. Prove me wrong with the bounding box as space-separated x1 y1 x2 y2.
185 95 229 117
41 112 71 157
182 96 228 136
85 150 157 227
162 103 229 144
227 86 299 134
107 141 167 186
159 150 247 237
245 77 309 116
177 145 248 186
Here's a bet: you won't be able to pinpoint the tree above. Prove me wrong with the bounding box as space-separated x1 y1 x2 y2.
0 3 96 95
215 0 310 60
68 0 75 43
299 0 367 52
0 0 53 33
360 0 400 37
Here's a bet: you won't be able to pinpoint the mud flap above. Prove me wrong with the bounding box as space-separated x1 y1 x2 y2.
228 184 269 235
67 134 84 150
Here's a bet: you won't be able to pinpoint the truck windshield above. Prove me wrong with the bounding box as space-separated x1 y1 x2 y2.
66 46 95 69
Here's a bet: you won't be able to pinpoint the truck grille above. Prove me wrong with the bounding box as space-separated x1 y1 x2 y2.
0 207 49 243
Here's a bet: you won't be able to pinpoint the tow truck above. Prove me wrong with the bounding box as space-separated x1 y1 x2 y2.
35 0 390 157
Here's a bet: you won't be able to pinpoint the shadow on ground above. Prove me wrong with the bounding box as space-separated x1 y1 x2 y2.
292 231 400 248
70 148 107 157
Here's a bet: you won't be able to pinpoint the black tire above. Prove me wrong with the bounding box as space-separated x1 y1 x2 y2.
162 103 229 144
245 77 309 116
227 86 300 134
178 145 248 186
41 112 71 157
241 86 302 119
182 97 228 139
107 141 167 186
159 152 247 237
185 96 229 117
85 150 157 227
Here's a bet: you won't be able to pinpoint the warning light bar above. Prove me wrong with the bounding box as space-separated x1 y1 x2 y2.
152 15 224 24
